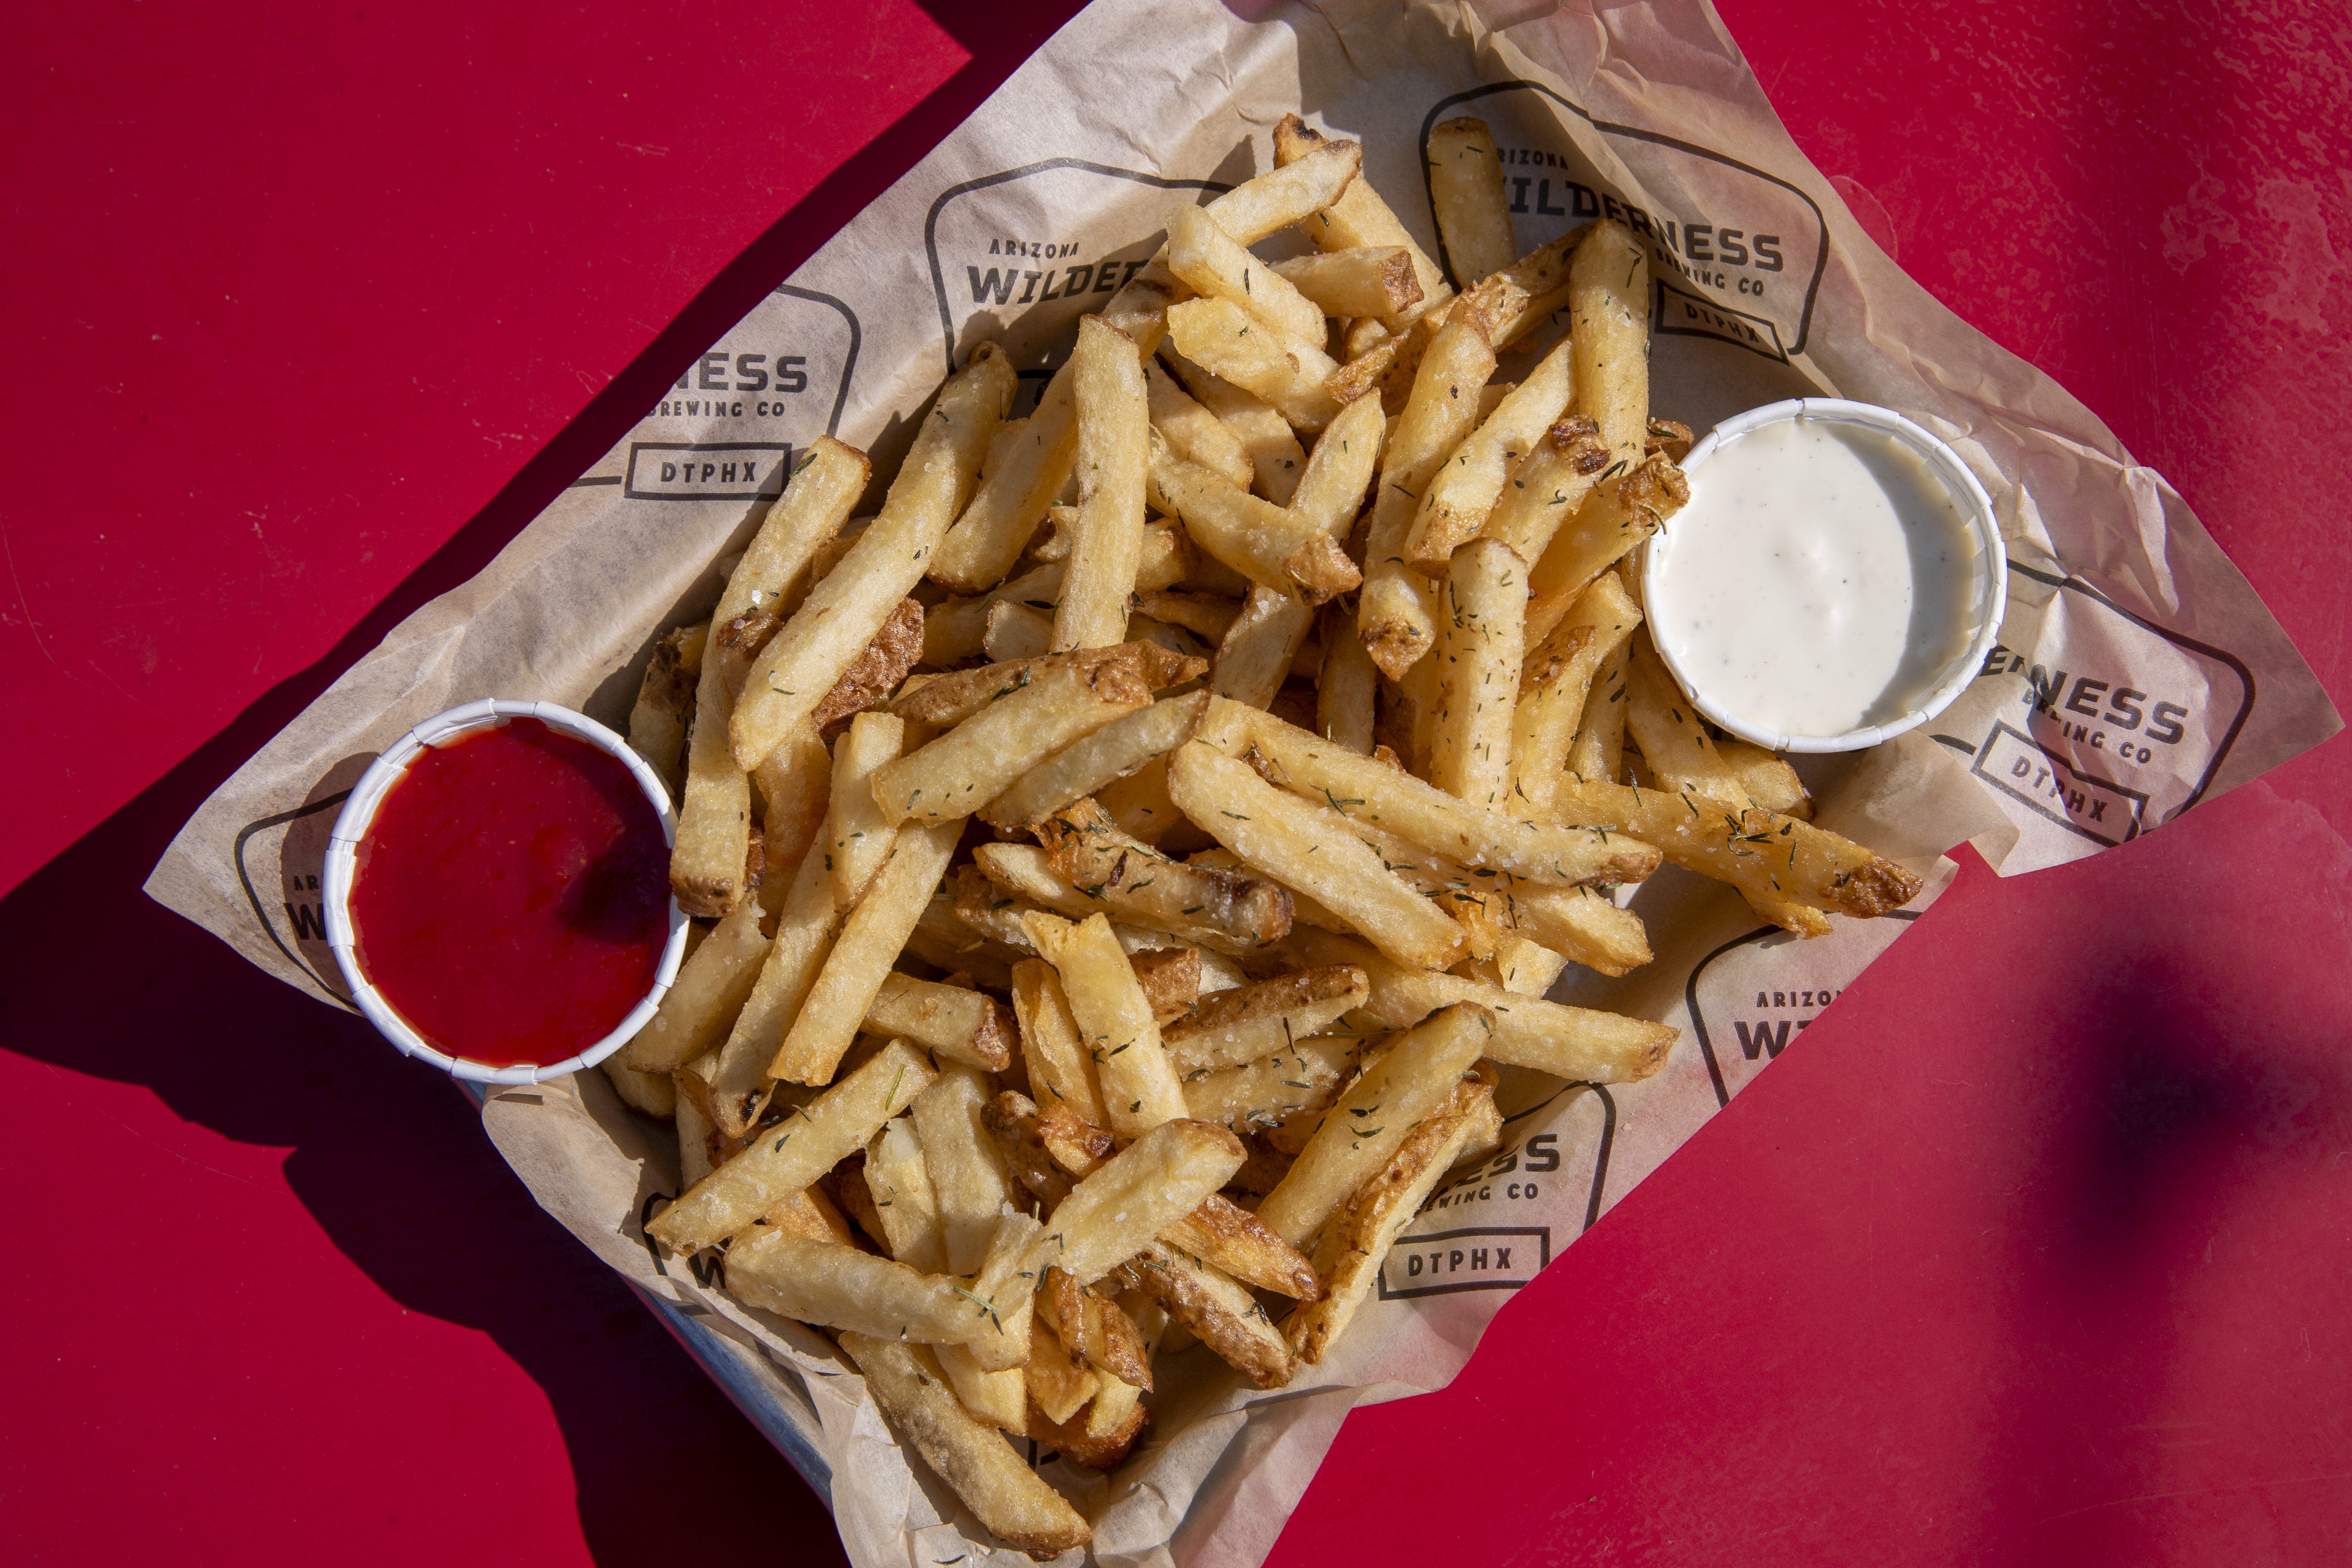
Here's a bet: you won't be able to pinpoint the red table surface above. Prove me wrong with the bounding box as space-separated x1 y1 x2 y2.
4 2 2346 1563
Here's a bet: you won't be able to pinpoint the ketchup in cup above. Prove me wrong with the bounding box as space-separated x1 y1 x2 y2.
328 703 683 1078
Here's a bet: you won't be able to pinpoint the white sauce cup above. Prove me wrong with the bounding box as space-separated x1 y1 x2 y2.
1641 397 2006 754
320 698 691 1085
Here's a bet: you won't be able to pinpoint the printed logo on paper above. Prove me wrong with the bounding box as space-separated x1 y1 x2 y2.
1415 82 1830 364
922 158 1230 394
1684 914 1920 1107
1944 563 2255 846
1376 1226 1550 1299
576 285 861 496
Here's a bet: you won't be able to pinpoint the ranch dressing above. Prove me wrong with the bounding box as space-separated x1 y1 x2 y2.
1648 416 1980 738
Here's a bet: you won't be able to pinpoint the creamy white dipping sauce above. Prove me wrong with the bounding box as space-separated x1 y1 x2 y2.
1648 416 1981 738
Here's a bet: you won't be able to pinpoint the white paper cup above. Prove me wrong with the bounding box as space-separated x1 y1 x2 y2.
1641 397 2006 754
320 698 691 1085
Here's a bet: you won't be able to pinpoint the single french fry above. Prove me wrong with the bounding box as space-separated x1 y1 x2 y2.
1556 774 1925 918
867 972 1015 1072
1010 957 1106 1129
1204 135 1364 243
1212 586 1318 710
969 843 1102 928
770 822 962 1085
1287 927 1676 1081
1037 797 1293 951
1148 436 1359 603
827 712 905 911
1357 310 1497 679
707 850 839 1128
1507 570 1641 819
1425 538 1530 812
647 1040 933 1251
982 599 1053 662
1717 738 1812 820
1463 226 1587 350
1161 966 1369 1073
837 1334 1091 1558
1022 1117 1245 1285
1526 452 1690 603
1026 1319 1100 1426
925 562 1065 666
670 628 754 916
1132 591 1243 643
732 346 1012 769
1254 1001 1491 1247
627 620 706 799
1129 1240 1294 1389
1055 316 1153 652
912 1065 1017 1275
1289 1077 1501 1363
1318 606 1381 758
1427 116 1516 286
1021 911 1187 1138
1489 879 1654 977
726 1230 1010 1351
1195 697 1659 887
713 436 873 688
1277 114 1452 329
931 359 1078 594
751 722 831 900
1166 204 1326 346
1568 640 1631 784
603 1056 677 1119
1038 1267 1153 1389
1404 335 1575 571
1569 220 1651 475
619 897 767 1073
1165 297 1341 432
1482 413 1611 567
1464 936 1571 997
1270 246 1422 320
1145 359 1253 490
674 1072 729 1188
1160 348 1308 505
863 1114 947 1273
1165 741 1466 971
935 1344 1027 1435
1180 1030 1363 1139
979 690 1208 831
873 659 1152 827
890 640 1202 726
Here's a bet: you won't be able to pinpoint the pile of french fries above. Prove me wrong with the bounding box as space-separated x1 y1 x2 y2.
606 113 1924 1557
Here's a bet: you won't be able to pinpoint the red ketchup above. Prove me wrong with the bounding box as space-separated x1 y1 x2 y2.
348 717 671 1067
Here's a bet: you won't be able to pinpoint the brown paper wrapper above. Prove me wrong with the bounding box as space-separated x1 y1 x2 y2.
146 3 2338 1564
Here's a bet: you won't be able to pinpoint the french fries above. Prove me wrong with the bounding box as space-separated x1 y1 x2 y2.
1269 246 1422 320
769 822 962 1085
1020 911 1188 1138
1253 1001 1491 1247
1288 1075 1502 1364
732 349 1011 771
1427 116 1516 286
874 657 1152 827
1007 716 1234 838
1054 315 1152 651
1036 796 1294 950
1569 220 1651 475
838 1334 1091 1559
1160 965 1367 1073
1022 1117 1245 1284
647 1040 933 1252
595 107 1947 1558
